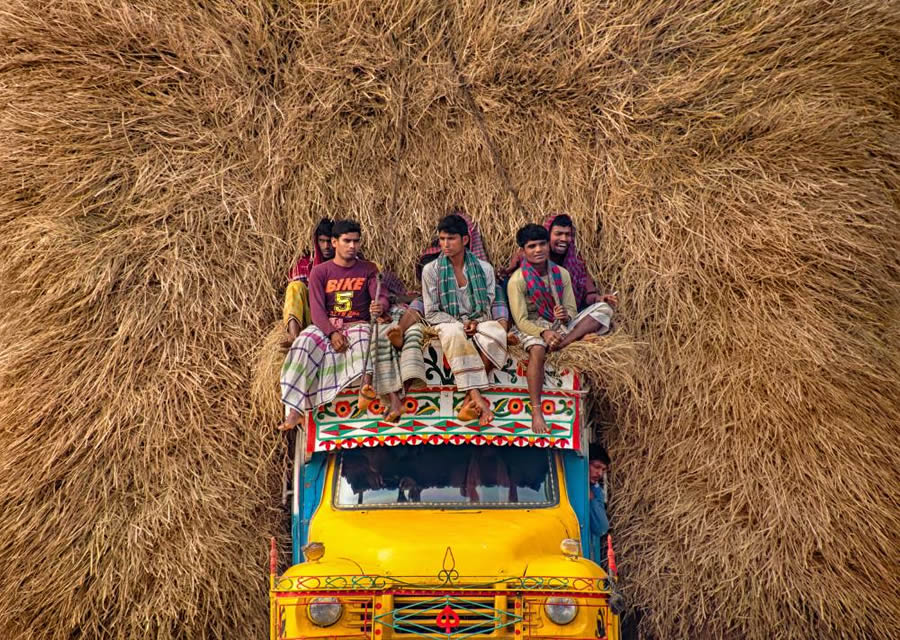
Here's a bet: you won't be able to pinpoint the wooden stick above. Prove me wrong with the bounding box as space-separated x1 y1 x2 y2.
547 270 563 332
361 273 384 392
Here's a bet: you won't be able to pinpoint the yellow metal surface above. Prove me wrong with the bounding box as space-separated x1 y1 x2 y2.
271 453 620 639
289 455 585 578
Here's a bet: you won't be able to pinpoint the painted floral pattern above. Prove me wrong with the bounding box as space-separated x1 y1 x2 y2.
309 344 580 453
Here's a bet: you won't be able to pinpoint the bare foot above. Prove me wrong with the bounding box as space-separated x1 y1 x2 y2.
405 377 426 392
531 412 549 434
278 409 303 431
476 398 494 426
473 395 494 427
386 326 404 350
506 332 519 347
358 384 377 412
457 396 480 422
384 393 403 422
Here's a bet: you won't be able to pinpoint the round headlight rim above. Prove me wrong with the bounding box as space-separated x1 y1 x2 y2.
307 596 343 627
544 595 578 625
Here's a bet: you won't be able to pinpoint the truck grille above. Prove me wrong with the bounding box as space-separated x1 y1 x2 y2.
378 594 523 638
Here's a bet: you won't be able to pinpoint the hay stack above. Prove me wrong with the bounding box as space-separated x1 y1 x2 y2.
1 1 898 639
0 2 286 638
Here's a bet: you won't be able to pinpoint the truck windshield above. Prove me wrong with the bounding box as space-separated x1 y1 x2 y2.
334 445 557 508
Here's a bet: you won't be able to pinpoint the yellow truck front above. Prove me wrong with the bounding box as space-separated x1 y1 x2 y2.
270 346 622 639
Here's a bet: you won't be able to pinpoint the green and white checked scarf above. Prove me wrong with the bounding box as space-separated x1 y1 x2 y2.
437 250 490 321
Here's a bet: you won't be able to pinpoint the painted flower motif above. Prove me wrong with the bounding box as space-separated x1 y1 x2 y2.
507 398 524 415
541 399 556 415
334 401 352 418
403 397 419 414
369 400 385 415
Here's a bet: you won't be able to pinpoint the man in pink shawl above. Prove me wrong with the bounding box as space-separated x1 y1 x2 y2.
501 214 609 312
281 219 335 348
543 214 603 311
289 218 335 284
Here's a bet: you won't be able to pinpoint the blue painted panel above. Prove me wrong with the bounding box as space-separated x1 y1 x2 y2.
292 454 327 564
562 450 590 558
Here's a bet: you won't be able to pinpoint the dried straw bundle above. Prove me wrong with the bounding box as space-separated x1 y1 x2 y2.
1 0 898 639
0 2 286 638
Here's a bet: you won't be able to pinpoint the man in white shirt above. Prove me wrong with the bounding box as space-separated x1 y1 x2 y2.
421 214 508 425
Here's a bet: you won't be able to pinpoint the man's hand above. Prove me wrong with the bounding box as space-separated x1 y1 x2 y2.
330 331 348 353
542 329 564 351
497 264 517 278
600 293 618 308
464 320 478 337
369 300 384 318
497 250 523 278
553 304 569 323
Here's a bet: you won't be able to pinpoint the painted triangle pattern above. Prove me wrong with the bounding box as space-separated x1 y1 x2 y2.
308 349 582 454
310 388 580 453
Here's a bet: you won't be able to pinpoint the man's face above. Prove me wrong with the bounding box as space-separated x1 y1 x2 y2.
522 238 549 266
589 459 607 484
549 225 573 255
438 232 468 258
317 234 334 260
332 232 361 261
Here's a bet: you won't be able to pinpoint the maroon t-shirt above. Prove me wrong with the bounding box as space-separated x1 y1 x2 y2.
308 259 388 335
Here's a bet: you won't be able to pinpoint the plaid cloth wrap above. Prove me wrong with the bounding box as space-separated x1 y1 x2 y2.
280 323 373 412
519 258 565 321
436 250 490 320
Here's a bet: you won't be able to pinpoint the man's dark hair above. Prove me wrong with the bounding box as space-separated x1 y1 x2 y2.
314 218 333 238
589 443 611 465
516 223 550 247
437 214 469 239
549 213 574 230
331 219 361 239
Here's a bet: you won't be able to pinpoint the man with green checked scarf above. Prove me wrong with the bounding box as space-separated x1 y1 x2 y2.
422 214 508 426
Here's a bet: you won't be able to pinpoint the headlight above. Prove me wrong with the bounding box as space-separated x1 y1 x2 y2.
544 596 578 625
560 538 581 558
308 597 342 627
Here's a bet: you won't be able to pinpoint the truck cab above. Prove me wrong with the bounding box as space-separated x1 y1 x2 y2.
270 343 621 639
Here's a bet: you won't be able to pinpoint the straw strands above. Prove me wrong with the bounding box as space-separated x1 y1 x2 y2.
1 0 898 638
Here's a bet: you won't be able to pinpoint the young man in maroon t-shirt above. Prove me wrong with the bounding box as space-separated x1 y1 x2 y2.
279 220 402 430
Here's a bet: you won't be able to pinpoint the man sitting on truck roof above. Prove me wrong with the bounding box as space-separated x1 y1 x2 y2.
386 209 514 390
544 214 603 311
281 218 335 348
422 214 508 426
507 224 616 433
279 219 404 430
500 214 605 312
282 218 410 350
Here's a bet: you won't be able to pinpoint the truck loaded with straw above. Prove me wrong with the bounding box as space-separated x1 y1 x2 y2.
268 341 624 640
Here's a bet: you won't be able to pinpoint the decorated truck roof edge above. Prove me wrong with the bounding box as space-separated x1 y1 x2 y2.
306 343 584 454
